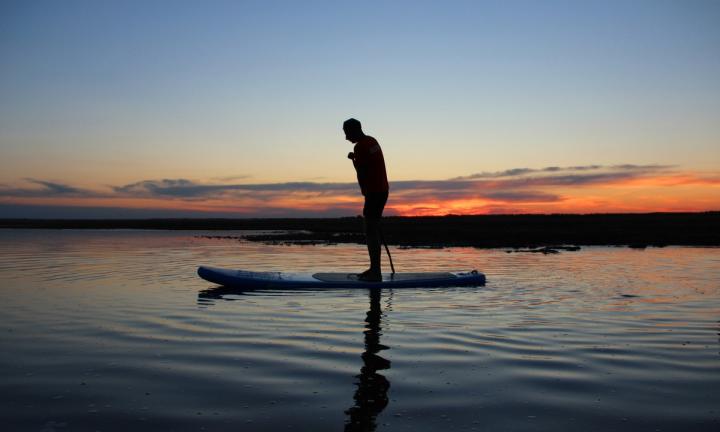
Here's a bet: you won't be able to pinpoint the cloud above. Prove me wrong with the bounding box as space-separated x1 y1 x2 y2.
0 179 95 198
26 179 82 194
0 164 675 202
482 191 563 202
455 164 673 180
211 175 252 182
113 179 358 199
489 172 642 187
2 163 716 217
109 177 566 204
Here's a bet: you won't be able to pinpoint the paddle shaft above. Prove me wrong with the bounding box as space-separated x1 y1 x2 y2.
378 224 395 274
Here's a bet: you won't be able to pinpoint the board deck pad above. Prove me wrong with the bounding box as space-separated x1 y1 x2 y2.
312 272 456 282
198 266 485 289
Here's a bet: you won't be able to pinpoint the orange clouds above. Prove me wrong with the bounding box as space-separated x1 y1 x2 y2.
1 165 718 218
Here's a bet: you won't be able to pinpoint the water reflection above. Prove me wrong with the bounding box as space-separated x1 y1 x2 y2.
345 288 391 431
198 286 393 430
197 285 254 304
197 286 326 305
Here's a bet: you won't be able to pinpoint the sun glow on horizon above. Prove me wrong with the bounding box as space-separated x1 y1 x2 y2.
1 164 717 218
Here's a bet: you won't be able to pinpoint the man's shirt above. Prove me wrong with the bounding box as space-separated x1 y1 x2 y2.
353 135 389 196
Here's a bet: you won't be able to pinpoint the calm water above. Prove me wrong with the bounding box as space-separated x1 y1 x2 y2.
0 229 718 432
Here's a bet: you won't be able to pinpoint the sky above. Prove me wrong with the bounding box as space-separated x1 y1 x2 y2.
1 0 719 218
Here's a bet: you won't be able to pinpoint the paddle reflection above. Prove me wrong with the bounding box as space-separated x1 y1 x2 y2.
345 288 391 431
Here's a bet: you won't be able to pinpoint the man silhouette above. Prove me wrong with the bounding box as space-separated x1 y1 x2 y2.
344 118 389 282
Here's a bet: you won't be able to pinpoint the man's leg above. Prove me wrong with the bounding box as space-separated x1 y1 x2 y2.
359 192 387 282
364 216 382 275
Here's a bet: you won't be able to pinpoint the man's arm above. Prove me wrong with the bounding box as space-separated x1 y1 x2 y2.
348 150 368 195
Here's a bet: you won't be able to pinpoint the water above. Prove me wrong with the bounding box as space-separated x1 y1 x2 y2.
0 229 718 431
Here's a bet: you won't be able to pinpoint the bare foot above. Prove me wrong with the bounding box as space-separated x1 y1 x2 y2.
358 268 382 282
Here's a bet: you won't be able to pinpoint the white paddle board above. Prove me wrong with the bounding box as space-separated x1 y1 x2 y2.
198 266 485 289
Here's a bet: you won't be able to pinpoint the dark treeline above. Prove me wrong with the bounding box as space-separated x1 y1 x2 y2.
2 212 718 248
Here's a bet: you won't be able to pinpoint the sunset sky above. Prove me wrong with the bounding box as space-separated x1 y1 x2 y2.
1 0 719 217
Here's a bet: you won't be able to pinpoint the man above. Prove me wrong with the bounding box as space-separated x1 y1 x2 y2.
344 118 389 282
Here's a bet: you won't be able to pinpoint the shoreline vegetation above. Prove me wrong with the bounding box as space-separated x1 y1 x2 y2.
1 212 718 249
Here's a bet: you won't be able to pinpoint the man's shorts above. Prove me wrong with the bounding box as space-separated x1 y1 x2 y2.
363 191 388 219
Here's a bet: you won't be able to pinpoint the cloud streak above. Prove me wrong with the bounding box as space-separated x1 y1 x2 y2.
114 179 358 196
1 164 717 217
105 165 682 200
0 179 97 198
454 164 674 180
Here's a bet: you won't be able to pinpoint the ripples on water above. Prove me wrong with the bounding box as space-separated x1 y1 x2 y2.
0 229 718 431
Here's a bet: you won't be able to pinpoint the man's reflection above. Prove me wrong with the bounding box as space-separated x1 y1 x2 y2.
345 288 391 431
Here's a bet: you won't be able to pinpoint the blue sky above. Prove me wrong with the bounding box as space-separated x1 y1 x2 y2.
1 0 719 216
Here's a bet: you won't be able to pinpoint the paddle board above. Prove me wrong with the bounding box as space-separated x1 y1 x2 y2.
197 266 485 289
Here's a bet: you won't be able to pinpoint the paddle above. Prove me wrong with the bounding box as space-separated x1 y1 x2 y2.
378 224 395 275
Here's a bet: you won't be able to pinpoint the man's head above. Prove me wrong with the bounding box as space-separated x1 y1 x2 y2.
343 118 364 143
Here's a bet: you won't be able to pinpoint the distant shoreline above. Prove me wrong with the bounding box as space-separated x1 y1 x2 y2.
2 212 718 248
